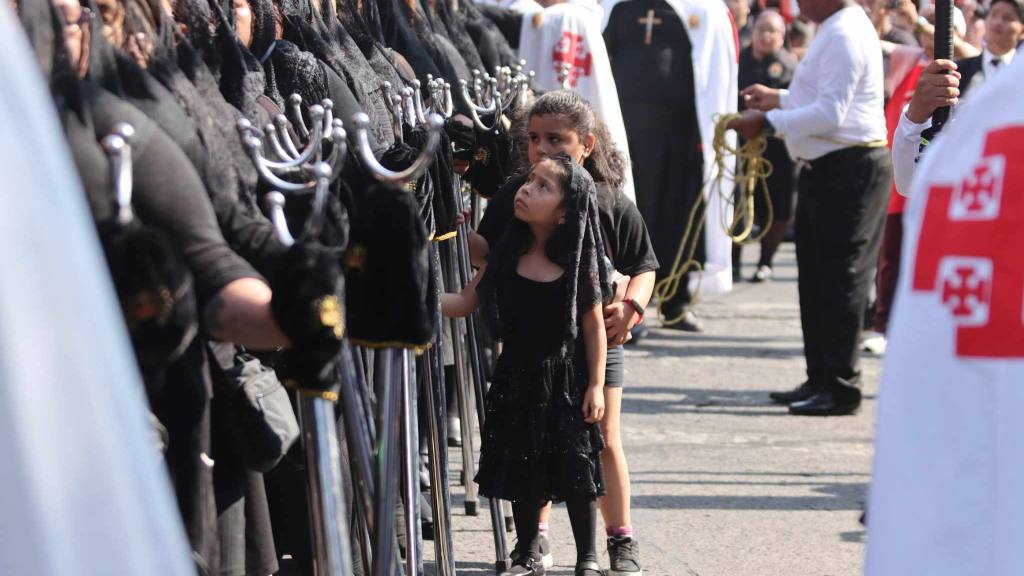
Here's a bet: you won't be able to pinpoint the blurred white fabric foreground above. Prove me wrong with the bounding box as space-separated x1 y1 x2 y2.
0 5 195 575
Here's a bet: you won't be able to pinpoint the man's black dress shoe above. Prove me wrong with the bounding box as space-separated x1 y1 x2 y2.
769 382 816 405
789 392 860 416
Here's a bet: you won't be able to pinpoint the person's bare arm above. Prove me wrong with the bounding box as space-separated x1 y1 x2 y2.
442 263 486 317
604 270 655 346
467 230 489 269
204 277 291 349
581 302 607 423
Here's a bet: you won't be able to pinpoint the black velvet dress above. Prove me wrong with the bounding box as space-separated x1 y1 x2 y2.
474 272 605 504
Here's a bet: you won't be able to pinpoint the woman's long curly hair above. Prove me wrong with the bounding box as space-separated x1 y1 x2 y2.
522 90 628 194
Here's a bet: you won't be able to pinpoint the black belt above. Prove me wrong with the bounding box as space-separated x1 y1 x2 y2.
806 143 887 170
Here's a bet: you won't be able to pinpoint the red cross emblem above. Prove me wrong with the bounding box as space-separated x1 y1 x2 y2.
551 31 593 88
912 126 1024 358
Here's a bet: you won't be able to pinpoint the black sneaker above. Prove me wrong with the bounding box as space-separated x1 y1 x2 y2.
501 554 545 576
607 536 642 576
509 534 554 570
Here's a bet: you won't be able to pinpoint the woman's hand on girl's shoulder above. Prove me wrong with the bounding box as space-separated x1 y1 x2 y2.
583 384 605 423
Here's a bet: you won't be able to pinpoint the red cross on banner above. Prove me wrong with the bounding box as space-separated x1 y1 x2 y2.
912 126 1024 358
551 31 593 88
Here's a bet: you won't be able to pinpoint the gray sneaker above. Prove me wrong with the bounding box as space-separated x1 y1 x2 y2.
607 536 642 576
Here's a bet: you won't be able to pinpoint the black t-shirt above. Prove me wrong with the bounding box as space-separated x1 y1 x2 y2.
477 173 660 276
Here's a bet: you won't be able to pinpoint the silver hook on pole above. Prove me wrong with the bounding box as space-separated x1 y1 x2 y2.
557 62 573 90
442 82 454 118
260 161 335 245
402 87 418 128
264 106 326 169
275 114 303 159
323 119 349 176
242 135 317 192
289 94 311 140
390 94 405 144
459 79 500 131
321 99 334 148
100 122 136 227
263 191 296 246
263 122 296 162
412 79 429 126
352 111 444 184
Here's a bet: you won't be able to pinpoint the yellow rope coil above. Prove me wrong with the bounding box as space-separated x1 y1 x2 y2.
653 113 775 325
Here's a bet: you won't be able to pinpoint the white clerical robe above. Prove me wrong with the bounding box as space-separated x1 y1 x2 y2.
867 55 1024 576
601 0 738 294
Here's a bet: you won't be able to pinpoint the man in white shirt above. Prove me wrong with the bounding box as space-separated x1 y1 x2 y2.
728 0 892 416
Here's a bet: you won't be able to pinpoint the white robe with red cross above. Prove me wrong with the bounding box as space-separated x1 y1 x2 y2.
601 0 739 294
866 55 1024 575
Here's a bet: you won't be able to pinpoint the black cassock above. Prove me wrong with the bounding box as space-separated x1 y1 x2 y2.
604 0 704 310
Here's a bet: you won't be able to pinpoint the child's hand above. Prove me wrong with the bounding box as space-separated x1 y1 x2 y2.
583 385 605 423
604 302 636 347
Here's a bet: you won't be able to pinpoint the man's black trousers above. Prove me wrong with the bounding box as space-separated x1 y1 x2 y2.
795 146 892 401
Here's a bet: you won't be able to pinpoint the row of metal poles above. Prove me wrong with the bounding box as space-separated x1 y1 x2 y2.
313 178 512 576
230 65 525 574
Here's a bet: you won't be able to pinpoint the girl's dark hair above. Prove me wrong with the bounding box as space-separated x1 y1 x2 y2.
480 152 609 349
501 153 574 267
525 90 628 194
537 154 576 269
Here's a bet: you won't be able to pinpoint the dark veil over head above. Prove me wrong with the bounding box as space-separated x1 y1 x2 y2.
478 153 610 351
18 0 87 115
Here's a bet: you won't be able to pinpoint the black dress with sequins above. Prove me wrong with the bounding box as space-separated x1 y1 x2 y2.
474 272 606 504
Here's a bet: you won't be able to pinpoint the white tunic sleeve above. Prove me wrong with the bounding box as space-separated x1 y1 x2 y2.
892 109 931 197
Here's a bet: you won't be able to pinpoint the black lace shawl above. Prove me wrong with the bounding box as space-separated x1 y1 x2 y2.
280 0 397 149
200 0 273 121
478 157 610 351
376 0 442 81
18 0 86 119
459 0 517 68
427 0 484 73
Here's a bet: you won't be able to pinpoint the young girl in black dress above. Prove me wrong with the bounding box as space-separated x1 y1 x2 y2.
473 91 658 576
443 154 610 576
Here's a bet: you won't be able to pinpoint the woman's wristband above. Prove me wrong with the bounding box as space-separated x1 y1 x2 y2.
623 297 645 323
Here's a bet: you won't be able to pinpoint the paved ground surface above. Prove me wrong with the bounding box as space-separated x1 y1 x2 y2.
424 243 881 576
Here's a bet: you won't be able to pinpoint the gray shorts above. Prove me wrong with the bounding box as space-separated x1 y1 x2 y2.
606 345 625 388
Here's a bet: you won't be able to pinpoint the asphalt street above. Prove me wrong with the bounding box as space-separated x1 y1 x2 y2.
426 243 882 576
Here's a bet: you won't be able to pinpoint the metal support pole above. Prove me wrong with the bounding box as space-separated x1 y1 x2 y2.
422 342 456 576
401 350 422 576
298 392 354 576
337 343 377 536
453 178 511 571
441 241 479 513
372 350 402 576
